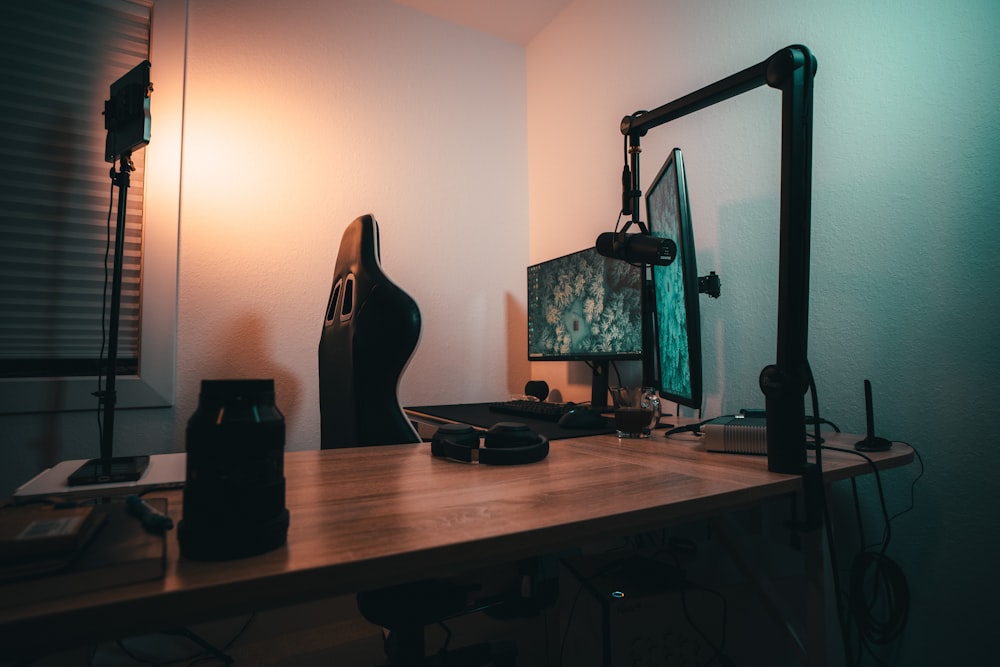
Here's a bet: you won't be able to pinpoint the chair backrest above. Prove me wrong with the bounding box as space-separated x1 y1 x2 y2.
319 214 422 448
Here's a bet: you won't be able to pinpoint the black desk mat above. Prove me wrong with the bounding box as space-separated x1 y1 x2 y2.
407 403 615 441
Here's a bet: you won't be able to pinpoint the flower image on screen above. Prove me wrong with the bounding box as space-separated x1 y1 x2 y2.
527 248 642 360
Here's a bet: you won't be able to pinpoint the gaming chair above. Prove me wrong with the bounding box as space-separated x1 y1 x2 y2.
318 214 517 666
319 214 421 449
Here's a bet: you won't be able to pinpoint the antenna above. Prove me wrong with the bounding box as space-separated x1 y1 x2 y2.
855 379 892 452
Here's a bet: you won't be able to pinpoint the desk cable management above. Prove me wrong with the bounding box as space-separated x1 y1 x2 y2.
658 367 922 665
805 368 924 667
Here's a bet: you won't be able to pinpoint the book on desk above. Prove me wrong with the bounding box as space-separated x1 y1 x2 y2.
0 498 168 607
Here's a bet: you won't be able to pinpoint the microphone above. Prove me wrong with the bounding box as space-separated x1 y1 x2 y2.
595 232 677 266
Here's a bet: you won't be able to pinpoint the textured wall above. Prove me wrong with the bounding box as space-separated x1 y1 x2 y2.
175 0 530 451
1 0 530 491
526 0 1000 662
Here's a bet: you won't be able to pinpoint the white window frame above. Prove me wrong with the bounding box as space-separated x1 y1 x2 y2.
0 0 186 414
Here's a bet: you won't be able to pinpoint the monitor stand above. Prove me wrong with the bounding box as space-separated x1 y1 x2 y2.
590 361 610 413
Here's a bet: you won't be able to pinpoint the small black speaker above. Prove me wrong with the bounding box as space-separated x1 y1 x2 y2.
524 380 549 401
178 379 290 561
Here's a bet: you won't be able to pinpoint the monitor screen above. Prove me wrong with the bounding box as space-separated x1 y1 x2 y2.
646 148 702 409
527 247 643 362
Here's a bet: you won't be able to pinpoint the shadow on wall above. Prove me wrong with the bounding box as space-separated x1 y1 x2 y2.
709 195 781 414
201 312 304 427
26 104 94 475
505 291 530 397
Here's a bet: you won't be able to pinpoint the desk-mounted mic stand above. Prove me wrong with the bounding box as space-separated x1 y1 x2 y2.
69 61 152 487
621 45 817 486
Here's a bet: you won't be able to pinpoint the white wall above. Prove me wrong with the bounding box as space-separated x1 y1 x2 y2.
2 0 530 491
526 0 1000 663
176 0 530 443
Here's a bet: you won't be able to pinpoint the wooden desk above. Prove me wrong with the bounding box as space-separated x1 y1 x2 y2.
0 432 912 659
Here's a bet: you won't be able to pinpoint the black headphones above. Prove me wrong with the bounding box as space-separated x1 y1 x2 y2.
431 422 549 465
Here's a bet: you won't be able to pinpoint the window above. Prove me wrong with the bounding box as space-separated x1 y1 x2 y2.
0 0 184 413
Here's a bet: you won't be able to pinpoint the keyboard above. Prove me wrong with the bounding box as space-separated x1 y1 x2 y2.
487 399 571 422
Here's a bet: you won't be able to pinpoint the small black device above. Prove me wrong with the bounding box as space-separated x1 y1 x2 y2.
431 422 549 465
524 380 550 401
855 379 892 452
178 379 290 560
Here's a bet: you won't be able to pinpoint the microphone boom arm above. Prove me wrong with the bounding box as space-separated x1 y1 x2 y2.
621 45 817 476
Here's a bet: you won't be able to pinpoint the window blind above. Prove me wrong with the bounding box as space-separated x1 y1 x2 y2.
0 0 152 378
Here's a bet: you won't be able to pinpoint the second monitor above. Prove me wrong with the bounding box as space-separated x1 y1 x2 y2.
646 147 703 411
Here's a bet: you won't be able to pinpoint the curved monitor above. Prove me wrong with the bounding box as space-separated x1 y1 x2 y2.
646 148 702 410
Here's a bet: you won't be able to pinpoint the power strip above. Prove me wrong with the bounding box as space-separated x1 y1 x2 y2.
702 416 767 455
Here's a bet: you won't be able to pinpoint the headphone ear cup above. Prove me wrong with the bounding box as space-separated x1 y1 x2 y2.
433 423 479 447
481 422 548 465
431 422 548 465
431 423 480 461
484 422 542 448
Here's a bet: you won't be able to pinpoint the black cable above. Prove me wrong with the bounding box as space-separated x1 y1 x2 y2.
822 444 917 664
807 364 822 473
805 365 855 664
435 621 453 655
849 551 910 649
557 579 587 666
661 415 733 438
851 478 867 547
97 176 115 443
656 540 733 667
807 366 911 665
808 415 840 432
886 441 924 525
112 639 158 665
111 615 254 667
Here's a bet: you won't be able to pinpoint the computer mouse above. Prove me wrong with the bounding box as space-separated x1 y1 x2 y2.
558 407 609 429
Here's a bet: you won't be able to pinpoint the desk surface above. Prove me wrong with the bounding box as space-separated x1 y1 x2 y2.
0 431 913 655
